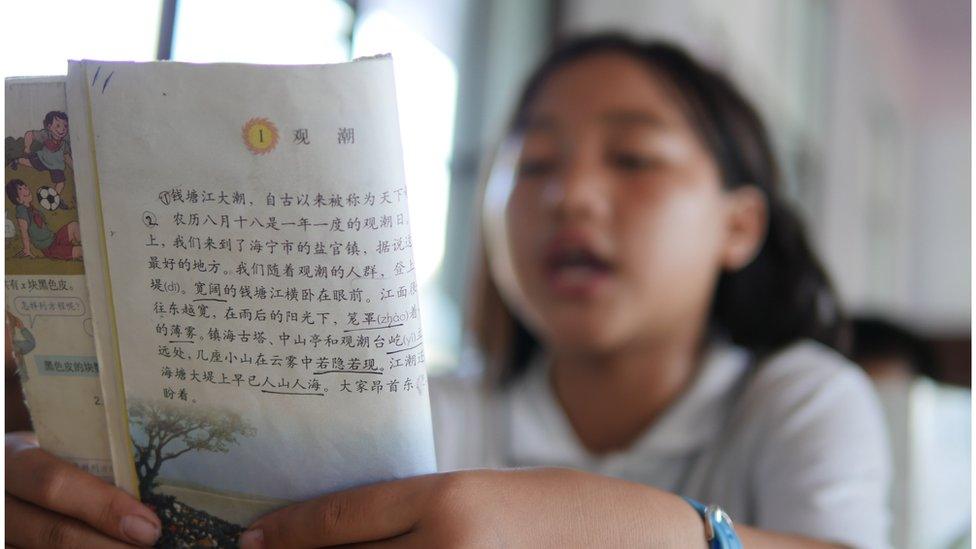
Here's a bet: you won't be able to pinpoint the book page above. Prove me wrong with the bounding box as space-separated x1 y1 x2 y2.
70 57 436 543
4 76 113 482
67 66 136 489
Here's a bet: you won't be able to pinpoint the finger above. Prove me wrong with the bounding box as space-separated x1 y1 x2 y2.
5 433 161 546
243 475 437 549
5 495 136 549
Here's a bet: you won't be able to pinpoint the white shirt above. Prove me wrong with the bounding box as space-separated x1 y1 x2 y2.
430 340 891 549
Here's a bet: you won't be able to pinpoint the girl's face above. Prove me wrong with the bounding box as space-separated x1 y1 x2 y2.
490 52 764 354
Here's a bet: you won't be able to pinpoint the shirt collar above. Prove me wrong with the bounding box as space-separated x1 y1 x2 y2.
504 341 752 467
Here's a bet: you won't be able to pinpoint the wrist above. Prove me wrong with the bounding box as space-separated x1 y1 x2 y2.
591 476 713 547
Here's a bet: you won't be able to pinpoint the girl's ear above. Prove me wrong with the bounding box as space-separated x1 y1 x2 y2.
720 185 767 271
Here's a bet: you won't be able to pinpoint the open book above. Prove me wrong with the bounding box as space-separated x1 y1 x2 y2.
6 56 437 547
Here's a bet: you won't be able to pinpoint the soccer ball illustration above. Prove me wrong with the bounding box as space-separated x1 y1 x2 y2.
37 186 61 211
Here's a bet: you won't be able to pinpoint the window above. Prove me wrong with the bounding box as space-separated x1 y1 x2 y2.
172 0 353 64
353 10 459 370
2 0 159 78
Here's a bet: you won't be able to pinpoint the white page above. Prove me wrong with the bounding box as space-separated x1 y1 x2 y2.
72 57 436 537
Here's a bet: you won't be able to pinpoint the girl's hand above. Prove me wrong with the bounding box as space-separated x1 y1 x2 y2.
241 468 705 548
5 432 162 548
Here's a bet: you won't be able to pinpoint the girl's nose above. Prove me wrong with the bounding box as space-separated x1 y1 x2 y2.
545 156 611 223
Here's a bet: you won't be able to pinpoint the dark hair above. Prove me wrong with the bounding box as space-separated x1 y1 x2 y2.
6 179 27 205
43 111 67 128
469 33 846 384
849 317 937 379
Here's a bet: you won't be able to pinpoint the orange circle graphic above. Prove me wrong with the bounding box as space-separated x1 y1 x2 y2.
242 117 279 155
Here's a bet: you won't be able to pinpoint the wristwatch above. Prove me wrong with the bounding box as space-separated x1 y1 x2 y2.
682 497 742 549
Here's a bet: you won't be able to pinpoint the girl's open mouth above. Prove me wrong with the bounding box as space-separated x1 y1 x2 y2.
544 242 615 297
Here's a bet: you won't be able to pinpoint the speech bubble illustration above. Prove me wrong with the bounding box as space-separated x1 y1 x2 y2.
12 296 86 328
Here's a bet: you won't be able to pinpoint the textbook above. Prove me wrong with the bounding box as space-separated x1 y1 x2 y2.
8 56 438 547
4 75 115 483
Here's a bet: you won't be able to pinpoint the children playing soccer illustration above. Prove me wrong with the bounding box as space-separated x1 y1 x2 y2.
8 111 72 209
5 178 81 260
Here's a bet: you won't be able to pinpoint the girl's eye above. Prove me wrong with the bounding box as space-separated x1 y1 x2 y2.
518 158 558 178
609 152 659 172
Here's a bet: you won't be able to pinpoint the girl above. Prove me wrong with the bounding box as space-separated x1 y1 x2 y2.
5 34 889 548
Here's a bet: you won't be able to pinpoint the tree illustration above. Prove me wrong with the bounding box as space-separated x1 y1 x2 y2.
128 401 256 497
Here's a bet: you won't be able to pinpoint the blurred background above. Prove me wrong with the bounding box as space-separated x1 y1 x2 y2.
2 1 970 547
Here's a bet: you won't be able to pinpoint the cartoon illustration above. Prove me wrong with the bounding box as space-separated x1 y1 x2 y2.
6 310 36 359
8 111 71 209
6 178 82 260
35 186 61 210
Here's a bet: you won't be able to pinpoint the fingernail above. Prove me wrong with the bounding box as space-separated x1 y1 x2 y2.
239 529 264 549
121 514 161 545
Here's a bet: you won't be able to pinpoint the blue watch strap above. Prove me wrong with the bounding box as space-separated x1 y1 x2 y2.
682 496 742 549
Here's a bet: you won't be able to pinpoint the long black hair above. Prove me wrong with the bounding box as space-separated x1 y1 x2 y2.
469 33 846 384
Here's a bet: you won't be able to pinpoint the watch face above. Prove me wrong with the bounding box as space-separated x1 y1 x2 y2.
711 508 734 528
699 502 741 549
